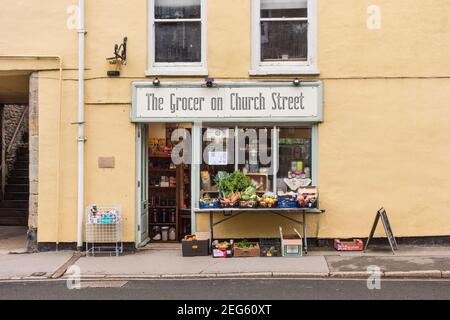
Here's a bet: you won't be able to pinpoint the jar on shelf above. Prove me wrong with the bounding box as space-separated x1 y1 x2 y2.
161 227 169 241
169 227 176 241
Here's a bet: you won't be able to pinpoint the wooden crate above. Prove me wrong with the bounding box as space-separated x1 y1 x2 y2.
233 243 260 257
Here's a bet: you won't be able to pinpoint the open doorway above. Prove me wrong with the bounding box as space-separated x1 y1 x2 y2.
137 123 192 247
0 72 33 253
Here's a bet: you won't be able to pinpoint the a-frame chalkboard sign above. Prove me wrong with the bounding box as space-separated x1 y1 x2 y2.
364 208 398 254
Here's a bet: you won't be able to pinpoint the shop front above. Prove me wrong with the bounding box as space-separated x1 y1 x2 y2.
132 81 324 249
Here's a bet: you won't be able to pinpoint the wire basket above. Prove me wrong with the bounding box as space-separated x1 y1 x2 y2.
86 205 123 257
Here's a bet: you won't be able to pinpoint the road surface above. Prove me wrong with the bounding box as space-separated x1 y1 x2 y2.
0 278 449 300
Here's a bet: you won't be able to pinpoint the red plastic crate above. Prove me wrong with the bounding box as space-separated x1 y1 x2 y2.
334 239 364 251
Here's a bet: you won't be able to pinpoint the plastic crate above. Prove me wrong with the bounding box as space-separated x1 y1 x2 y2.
334 239 364 251
182 239 210 257
259 238 282 257
199 201 220 209
277 196 297 208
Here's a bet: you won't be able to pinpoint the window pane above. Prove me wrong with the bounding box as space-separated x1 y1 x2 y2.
237 128 274 193
200 127 236 195
155 22 201 63
261 21 308 61
155 0 201 19
277 128 312 193
261 0 307 18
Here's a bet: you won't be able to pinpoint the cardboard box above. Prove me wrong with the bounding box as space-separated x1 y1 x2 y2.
280 227 303 257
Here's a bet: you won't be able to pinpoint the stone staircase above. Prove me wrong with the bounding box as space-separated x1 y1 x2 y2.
0 143 29 226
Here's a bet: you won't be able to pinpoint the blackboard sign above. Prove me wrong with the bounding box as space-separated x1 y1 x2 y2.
365 208 398 254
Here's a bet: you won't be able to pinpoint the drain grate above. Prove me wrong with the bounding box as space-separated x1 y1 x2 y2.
80 281 128 289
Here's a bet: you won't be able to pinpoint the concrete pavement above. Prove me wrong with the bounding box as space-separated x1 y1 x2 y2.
0 226 27 254
1 241 450 281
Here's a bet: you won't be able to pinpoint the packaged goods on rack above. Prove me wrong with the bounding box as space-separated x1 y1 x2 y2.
88 205 121 224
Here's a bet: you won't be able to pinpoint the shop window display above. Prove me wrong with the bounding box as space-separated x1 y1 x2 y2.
237 127 274 193
199 126 314 209
277 128 312 193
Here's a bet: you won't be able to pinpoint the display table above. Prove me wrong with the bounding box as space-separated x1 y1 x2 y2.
195 208 325 254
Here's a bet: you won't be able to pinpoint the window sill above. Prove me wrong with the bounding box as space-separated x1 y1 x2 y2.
146 67 208 77
249 66 320 76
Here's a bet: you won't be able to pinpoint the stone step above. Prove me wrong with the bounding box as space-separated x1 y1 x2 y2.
6 184 29 193
0 200 28 208
8 177 28 185
0 216 28 226
16 156 29 162
0 208 28 217
4 192 29 201
14 161 29 170
9 169 29 177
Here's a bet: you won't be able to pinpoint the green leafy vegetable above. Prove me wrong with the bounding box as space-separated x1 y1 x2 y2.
217 171 253 199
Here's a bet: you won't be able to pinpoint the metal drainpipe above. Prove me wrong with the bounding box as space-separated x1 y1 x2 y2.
77 0 85 250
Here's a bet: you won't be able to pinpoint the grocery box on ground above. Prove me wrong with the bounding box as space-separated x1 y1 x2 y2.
182 233 210 257
259 238 282 257
211 240 233 258
334 239 364 251
280 227 303 257
233 240 260 257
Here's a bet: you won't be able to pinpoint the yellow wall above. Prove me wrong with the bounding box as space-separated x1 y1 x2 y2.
0 0 449 243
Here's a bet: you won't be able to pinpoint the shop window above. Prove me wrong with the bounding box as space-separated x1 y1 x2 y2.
250 0 318 75
147 0 208 76
276 128 312 193
200 127 236 194
236 127 274 193
198 126 315 202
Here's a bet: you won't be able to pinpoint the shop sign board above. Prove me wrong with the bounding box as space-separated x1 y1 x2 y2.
132 81 323 123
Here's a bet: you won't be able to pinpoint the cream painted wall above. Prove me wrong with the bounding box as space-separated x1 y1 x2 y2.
197 78 450 238
1 0 449 242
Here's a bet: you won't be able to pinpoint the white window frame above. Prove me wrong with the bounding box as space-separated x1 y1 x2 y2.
147 0 208 76
250 0 319 75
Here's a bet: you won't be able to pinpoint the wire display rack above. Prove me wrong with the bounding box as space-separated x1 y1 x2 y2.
86 205 123 257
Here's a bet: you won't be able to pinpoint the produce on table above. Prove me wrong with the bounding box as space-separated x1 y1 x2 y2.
240 186 257 201
199 194 219 207
297 188 318 208
216 171 253 205
258 192 278 208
